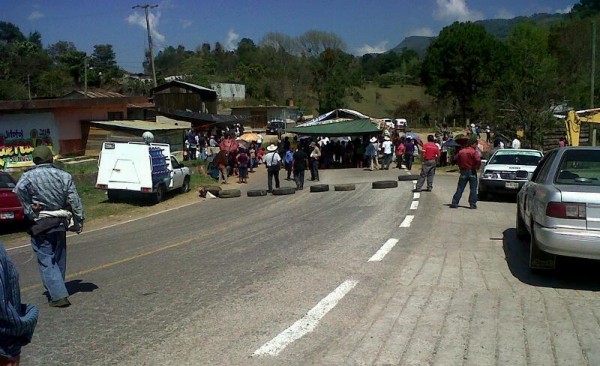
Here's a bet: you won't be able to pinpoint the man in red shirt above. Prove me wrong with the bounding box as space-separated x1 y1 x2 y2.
450 138 482 209
413 135 440 192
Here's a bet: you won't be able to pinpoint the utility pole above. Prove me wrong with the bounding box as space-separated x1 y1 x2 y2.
133 4 158 87
592 20 596 109
84 57 88 97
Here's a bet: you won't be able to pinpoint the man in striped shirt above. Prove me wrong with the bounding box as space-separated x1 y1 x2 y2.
0 242 39 365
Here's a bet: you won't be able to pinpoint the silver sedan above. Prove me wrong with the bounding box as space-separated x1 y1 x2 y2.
516 147 600 271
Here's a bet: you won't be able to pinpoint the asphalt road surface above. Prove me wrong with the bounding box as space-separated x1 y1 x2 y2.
7 166 600 365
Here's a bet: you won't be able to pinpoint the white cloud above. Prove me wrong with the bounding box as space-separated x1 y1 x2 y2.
181 19 192 29
28 10 44 21
495 9 514 19
127 9 166 47
355 41 389 56
556 5 573 14
224 29 240 51
409 27 435 37
434 0 484 22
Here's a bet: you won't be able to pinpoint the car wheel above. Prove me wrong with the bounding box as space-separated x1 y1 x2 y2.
373 180 398 189
154 184 166 204
334 184 356 191
478 189 488 201
516 207 529 239
179 177 190 194
107 190 120 202
272 187 296 195
310 184 330 193
529 224 556 271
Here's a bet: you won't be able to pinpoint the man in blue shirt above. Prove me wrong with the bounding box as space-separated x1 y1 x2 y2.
0 242 39 365
284 147 294 181
14 146 84 308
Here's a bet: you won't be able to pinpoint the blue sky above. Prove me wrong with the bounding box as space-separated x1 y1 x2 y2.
2 0 576 73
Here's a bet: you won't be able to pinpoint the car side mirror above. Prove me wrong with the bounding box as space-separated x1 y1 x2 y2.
516 170 529 179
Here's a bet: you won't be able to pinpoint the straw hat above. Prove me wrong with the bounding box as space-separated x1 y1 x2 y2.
266 144 278 152
369 137 377 143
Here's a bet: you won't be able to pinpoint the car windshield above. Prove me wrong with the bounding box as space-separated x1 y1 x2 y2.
555 150 600 186
0 174 16 189
489 152 542 166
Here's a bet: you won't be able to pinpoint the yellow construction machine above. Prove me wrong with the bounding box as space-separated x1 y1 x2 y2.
565 108 600 146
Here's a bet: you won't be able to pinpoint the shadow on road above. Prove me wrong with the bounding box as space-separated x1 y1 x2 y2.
503 228 600 291
66 280 99 296
0 221 28 234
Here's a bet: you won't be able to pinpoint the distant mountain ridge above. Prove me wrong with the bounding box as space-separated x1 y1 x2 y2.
390 12 567 57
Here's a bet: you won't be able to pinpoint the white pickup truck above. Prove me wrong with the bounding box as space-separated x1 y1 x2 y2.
95 142 191 203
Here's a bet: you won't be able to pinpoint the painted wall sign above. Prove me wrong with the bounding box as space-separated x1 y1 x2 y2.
0 113 58 169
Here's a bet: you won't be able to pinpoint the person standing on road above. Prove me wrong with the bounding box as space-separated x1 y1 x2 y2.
365 137 379 171
450 138 482 209
0 242 39 366
381 136 393 170
284 147 294 181
264 144 282 193
214 150 229 184
413 135 440 192
292 147 309 190
14 146 84 308
309 141 321 181
403 137 415 171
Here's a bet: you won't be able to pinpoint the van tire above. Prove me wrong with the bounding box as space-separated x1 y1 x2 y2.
154 184 166 204
334 184 356 191
219 189 241 198
247 189 267 197
107 190 120 202
373 180 398 189
310 184 330 193
180 176 191 193
272 187 296 195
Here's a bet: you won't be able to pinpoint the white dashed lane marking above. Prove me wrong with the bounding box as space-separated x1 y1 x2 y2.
253 280 358 357
400 215 414 228
413 192 420 199
410 201 419 210
368 238 400 262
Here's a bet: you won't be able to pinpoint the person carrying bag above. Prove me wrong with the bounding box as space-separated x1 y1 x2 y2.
264 144 282 193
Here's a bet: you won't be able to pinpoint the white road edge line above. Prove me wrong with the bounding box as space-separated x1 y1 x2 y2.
410 201 419 210
368 238 399 262
413 192 420 199
412 180 417 183
253 279 358 357
400 215 414 228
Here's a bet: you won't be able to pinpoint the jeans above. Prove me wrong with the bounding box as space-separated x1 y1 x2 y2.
452 169 478 206
415 160 437 190
369 156 379 170
310 159 319 180
285 162 293 179
31 231 69 301
382 153 392 169
404 154 414 170
294 169 305 189
267 168 280 192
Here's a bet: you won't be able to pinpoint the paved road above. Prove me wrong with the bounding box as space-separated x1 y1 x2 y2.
7 166 600 365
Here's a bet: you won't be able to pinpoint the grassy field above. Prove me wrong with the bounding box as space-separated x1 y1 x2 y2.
345 83 433 119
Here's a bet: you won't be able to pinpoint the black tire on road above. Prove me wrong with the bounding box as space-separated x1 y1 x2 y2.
372 180 398 189
478 190 488 201
529 226 556 271
154 184 166 204
272 187 296 195
310 184 330 193
107 190 120 202
398 174 420 181
219 189 242 198
334 184 356 191
179 176 191 194
247 189 267 197
205 186 222 196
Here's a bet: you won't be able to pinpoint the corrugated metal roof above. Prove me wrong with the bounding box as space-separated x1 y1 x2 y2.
127 102 155 108
90 120 190 131
65 90 126 98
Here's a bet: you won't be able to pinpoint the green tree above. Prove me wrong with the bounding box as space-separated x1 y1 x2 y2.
421 22 505 123
571 0 600 17
90 44 121 83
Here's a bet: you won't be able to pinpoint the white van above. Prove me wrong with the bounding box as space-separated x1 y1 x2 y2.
95 142 191 203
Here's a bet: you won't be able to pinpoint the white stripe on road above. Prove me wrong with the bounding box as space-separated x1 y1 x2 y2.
412 180 417 183
368 238 399 262
254 280 358 357
400 215 414 228
410 201 419 210
413 192 420 199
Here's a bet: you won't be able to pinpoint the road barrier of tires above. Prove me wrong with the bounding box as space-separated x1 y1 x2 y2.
218 189 241 198
334 184 356 191
247 189 267 197
398 174 420 181
310 184 330 193
372 180 398 189
272 187 296 195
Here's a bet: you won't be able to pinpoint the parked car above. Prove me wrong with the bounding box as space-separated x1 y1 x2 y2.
266 120 285 135
516 147 600 271
0 172 25 222
478 148 543 200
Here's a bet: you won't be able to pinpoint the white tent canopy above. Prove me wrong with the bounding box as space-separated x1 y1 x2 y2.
297 108 372 127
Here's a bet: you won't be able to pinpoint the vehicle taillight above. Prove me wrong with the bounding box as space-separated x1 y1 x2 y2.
546 202 586 219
